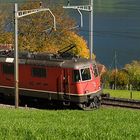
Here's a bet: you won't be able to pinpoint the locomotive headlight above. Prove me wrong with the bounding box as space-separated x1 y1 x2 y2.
85 90 89 94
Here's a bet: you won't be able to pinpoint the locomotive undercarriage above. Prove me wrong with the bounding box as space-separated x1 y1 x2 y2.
0 86 102 110
78 96 101 110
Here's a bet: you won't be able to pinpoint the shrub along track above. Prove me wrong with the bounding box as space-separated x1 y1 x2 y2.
101 96 140 109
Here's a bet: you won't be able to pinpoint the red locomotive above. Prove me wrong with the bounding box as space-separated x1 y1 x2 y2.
0 45 102 109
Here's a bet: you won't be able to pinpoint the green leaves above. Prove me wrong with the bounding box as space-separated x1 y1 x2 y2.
102 60 140 90
125 61 140 90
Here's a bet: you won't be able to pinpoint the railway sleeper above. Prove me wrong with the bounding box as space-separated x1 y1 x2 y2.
102 97 140 109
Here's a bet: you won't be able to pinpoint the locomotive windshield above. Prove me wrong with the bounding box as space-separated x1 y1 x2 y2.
81 68 91 81
93 64 99 77
73 70 81 82
73 68 91 82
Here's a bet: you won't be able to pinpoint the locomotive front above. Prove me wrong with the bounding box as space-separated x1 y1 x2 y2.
61 59 102 109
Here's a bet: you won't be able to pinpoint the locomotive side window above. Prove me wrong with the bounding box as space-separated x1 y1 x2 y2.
73 70 81 82
81 68 91 81
32 67 46 78
93 64 99 78
2 63 14 74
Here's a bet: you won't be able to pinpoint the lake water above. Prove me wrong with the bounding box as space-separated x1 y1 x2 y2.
93 0 140 68
1 0 140 68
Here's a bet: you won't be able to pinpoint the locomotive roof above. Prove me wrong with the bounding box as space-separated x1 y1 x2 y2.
0 51 96 69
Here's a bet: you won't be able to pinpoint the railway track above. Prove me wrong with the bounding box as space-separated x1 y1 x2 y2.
102 97 140 109
1 95 140 110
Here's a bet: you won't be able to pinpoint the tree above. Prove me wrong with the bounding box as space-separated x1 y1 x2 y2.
0 1 91 58
17 1 90 58
116 70 129 89
0 32 13 44
102 69 129 89
59 31 90 58
125 61 140 90
101 70 111 88
0 3 13 45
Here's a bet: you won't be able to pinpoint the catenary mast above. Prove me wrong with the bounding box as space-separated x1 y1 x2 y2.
14 2 56 108
63 0 93 59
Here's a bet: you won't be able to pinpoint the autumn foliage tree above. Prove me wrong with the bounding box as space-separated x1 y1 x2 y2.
117 70 129 87
16 1 90 58
125 61 140 90
102 69 129 89
0 4 13 44
0 1 91 58
102 60 140 90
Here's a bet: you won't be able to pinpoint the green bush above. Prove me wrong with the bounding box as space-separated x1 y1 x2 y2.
102 61 140 90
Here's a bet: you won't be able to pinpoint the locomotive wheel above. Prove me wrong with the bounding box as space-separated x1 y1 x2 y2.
78 102 94 111
93 96 101 109
79 96 101 110
82 102 95 111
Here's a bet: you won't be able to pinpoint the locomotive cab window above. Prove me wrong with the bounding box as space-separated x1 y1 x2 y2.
93 64 99 78
73 70 81 82
32 67 46 78
2 63 14 74
81 68 91 81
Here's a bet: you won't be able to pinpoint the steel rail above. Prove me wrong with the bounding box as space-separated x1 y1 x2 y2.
102 97 140 109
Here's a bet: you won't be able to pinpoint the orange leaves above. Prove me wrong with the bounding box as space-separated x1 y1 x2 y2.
0 2 93 59
0 32 13 44
67 32 90 58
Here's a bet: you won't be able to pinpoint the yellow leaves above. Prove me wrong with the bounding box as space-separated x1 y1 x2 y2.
18 30 90 59
0 32 13 44
43 42 59 54
0 2 94 59
67 32 90 58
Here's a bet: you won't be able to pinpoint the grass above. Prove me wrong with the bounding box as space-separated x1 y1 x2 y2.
104 89 140 100
0 108 140 139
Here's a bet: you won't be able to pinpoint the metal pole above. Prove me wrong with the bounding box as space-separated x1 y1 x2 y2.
130 84 132 99
14 3 19 108
114 51 117 90
13 4 56 109
90 0 93 59
48 9 56 30
77 9 83 27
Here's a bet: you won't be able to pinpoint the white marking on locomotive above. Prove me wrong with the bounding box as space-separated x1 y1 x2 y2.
6 58 14 63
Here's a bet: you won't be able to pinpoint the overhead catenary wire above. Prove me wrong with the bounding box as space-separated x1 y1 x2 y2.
1 0 140 11
1 1 140 41
1 20 140 41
